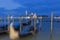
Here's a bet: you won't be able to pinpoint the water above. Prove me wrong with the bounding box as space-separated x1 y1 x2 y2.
0 21 60 40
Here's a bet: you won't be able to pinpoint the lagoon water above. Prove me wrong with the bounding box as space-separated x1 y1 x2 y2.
0 20 60 40
0 0 60 40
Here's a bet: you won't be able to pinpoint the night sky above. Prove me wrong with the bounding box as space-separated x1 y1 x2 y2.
0 0 60 16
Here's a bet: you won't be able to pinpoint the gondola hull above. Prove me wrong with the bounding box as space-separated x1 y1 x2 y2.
18 23 40 36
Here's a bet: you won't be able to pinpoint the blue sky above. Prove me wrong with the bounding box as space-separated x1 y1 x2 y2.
0 0 60 16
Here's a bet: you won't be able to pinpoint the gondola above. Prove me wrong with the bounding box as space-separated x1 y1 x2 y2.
0 18 32 34
18 23 39 36
13 19 32 31
12 19 39 36
20 20 40 36
0 22 8 33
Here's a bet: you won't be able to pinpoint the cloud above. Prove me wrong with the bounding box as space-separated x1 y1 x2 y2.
0 0 25 10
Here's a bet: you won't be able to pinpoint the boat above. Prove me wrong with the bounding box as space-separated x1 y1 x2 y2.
0 22 8 33
0 16 32 34
0 14 39 36
17 13 40 36
13 19 32 31
18 21 40 36
12 18 39 36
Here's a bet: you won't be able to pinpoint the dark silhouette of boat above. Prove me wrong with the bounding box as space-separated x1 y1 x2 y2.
0 23 8 33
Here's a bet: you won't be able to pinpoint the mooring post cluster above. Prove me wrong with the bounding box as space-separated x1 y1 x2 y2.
0 11 59 40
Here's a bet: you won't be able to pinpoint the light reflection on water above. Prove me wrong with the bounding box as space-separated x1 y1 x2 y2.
0 22 60 40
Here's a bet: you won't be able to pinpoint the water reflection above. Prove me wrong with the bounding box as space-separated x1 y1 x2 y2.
0 22 60 40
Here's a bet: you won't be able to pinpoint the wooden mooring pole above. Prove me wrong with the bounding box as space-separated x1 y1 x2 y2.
0 17 2 22
8 15 10 31
19 16 22 32
33 13 37 32
50 12 53 40
4 16 6 29
40 16 42 31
